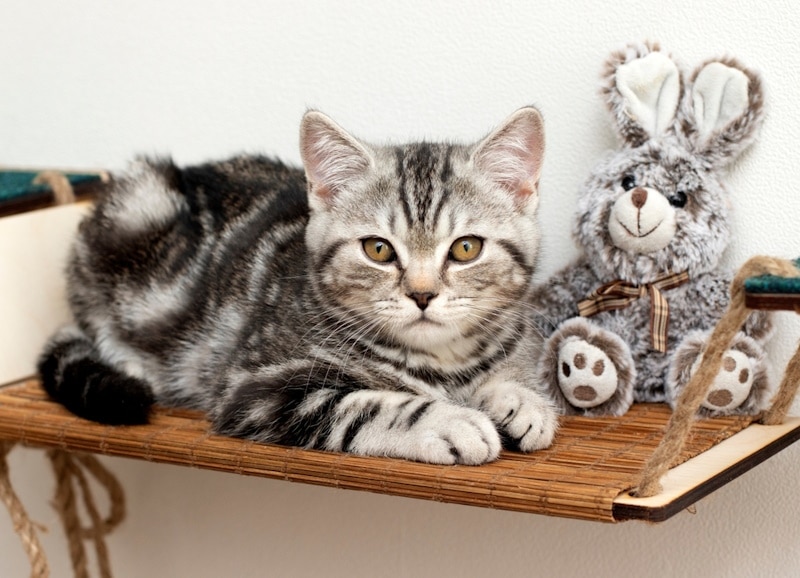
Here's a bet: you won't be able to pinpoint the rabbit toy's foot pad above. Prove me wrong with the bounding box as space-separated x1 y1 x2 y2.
558 339 619 408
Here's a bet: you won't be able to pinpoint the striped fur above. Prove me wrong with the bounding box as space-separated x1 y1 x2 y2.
39 109 557 465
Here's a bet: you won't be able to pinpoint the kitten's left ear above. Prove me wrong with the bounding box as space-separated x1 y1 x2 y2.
299 110 373 209
472 106 545 204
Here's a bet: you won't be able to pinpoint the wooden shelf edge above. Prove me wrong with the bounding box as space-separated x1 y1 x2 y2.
612 417 800 522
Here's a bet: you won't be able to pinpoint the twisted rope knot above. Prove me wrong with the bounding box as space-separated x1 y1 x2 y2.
577 270 690 353
0 443 125 578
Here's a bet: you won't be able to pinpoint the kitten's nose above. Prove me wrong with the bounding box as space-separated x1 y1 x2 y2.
408 292 437 310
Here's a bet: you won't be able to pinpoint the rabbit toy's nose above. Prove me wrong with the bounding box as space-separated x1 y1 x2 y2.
631 188 648 209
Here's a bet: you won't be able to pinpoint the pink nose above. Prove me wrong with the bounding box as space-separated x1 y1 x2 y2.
631 188 648 209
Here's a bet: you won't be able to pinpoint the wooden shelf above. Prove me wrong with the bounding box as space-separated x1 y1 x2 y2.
2 379 798 523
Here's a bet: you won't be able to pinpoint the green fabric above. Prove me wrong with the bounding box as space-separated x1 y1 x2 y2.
0 170 101 202
745 258 800 294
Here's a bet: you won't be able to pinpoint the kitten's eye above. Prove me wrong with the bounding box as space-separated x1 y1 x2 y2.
621 175 637 191
449 236 483 262
362 238 396 263
668 191 688 208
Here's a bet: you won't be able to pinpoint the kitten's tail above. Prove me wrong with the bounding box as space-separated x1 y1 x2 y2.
37 326 155 425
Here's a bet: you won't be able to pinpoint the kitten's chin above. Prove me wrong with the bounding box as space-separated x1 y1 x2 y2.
394 319 463 351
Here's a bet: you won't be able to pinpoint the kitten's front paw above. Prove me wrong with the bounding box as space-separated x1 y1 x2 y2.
474 381 557 452
339 397 501 465
412 403 502 465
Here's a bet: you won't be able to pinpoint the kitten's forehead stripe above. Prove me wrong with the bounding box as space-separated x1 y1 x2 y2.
413 144 439 225
439 145 453 183
395 148 414 226
395 143 451 229
430 145 453 228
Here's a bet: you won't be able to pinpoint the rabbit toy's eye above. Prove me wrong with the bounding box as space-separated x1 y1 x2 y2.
621 175 637 191
668 191 688 208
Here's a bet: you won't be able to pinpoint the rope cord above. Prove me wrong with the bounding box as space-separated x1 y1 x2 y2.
0 442 49 578
635 256 800 497
33 171 76 205
0 444 125 577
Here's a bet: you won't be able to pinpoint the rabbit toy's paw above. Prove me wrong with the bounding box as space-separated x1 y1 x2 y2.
667 330 770 416
539 318 636 416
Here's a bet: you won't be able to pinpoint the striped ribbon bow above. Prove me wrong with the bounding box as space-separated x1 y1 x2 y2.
577 271 690 353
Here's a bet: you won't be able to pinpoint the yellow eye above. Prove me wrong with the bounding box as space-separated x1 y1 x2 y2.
449 236 483 262
362 238 396 263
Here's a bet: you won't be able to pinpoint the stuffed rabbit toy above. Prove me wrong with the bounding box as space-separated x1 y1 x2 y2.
533 42 772 417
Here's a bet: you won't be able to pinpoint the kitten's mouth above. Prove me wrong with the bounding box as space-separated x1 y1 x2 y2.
411 316 442 327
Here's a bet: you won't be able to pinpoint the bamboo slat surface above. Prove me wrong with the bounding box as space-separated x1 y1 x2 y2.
0 379 773 523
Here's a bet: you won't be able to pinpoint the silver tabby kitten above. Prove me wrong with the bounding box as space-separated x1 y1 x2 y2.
38 108 557 465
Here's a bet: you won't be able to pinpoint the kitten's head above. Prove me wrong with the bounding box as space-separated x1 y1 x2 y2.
299 108 545 353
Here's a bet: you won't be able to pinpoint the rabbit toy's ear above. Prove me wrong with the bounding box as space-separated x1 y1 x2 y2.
681 58 765 167
602 42 682 147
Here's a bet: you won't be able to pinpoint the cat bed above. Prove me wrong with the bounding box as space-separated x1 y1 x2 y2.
1 199 799 553
3 197 800 578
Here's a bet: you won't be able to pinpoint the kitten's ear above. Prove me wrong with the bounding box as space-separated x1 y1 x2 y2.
299 111 373 208
472 107 545 203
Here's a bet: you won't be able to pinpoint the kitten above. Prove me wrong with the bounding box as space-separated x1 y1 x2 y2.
38 108 557 465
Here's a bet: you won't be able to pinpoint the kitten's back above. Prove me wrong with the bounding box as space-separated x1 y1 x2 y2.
42 155 312 419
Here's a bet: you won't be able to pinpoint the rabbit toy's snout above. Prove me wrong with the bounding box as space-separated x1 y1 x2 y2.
608 186 677 254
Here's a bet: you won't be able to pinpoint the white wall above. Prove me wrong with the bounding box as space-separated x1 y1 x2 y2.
3 1 800 576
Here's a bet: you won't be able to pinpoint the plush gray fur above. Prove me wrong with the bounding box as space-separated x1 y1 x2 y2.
38 108 558 465
531 42 772 417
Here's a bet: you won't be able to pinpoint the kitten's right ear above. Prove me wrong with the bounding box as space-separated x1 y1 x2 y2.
299 111 373 209
472 106 545 205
